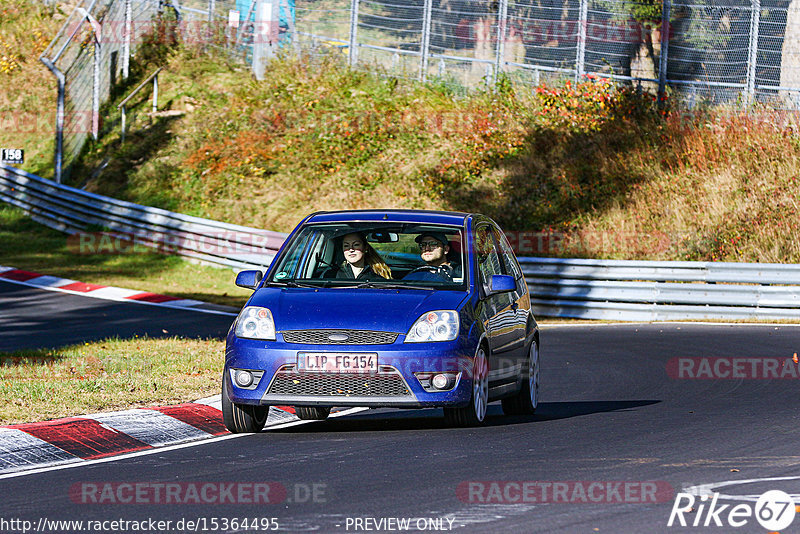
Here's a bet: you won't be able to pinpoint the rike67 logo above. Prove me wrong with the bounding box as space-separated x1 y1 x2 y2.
668 490 796 530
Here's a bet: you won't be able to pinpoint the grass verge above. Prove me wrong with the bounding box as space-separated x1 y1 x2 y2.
0 337 223 424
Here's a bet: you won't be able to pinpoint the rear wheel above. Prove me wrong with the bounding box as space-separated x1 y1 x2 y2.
222 379 268 433
295 406 331 420
501 338 539 416
444 346 489 427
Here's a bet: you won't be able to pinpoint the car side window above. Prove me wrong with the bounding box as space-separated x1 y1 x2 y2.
475 226 504 287
275 231 313 279
494 228 522 280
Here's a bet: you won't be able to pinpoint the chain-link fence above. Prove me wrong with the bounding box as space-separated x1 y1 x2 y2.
293 0 800 108
40 0 160 182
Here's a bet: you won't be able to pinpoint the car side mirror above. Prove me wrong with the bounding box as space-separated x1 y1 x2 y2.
486 274 515 295
235 270 263 290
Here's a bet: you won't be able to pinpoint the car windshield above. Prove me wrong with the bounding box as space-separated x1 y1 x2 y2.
267 223 467 289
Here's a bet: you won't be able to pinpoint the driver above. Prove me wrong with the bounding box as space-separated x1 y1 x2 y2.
404 232 462 282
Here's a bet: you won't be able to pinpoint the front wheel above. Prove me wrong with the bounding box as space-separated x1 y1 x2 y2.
222 379 268 433
444 346 489 427
501 338 539 416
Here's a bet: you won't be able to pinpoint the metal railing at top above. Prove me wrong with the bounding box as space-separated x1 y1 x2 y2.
2 164 800 321
118 67 163 143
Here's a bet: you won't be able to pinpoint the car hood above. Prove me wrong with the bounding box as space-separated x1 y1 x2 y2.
248 287 469 333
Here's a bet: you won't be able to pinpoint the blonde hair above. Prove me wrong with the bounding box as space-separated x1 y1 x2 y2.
365 246 392 279
341 232 392 279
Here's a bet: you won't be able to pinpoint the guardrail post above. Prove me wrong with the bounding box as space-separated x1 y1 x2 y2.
576 0 588 80
746 0 761 106
658 0 671 105
420 0 433 81
494 0 508 82
348 0 360 66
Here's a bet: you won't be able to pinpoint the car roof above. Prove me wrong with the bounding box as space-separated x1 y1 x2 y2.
305 209 471 226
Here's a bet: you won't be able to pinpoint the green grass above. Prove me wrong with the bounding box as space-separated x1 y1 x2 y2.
0 337 223 424
0 205 252 308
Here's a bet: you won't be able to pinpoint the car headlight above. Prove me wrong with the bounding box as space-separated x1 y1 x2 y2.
405 310 459 343
235 306 276 340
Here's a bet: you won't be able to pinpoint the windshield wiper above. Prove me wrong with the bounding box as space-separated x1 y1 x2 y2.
354 281 434 291
266 280 328 288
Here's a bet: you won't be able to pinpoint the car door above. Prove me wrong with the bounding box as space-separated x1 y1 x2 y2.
493 226 530 372
474 224 517 389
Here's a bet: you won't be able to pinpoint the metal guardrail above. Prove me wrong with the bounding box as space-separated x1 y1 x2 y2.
0 165 286 270
519 258 800 321
2 165 800 320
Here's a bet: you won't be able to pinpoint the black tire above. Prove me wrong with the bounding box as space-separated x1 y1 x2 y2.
222 379 268 433
443 345 489 427
501 338 539 416
295 406 331 420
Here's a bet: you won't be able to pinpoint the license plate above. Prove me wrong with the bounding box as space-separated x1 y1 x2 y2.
297 353 378 373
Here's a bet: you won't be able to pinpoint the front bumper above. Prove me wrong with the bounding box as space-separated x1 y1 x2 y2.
224 335 475 408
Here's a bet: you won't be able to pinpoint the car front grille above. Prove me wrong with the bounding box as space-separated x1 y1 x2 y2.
281 329 398 345
267 370 411 397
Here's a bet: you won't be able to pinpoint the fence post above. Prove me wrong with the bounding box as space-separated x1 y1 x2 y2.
78 7 103 141
348 0 360 66
494 0 508 82
40 57 65 184
252 0 278 80
153 73 159 113
208 0 215 21
658 0 671 105
746 0 760 106
420 0 433 81
576 0 588 80
123 0 131 79
93 38 101 140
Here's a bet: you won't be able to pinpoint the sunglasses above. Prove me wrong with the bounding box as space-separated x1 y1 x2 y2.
418 241 443 250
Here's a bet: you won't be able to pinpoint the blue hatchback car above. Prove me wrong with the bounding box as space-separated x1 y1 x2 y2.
222 210 539 432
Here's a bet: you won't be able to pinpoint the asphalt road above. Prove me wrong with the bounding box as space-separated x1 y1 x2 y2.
0 280 233 351
2 282 800 533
